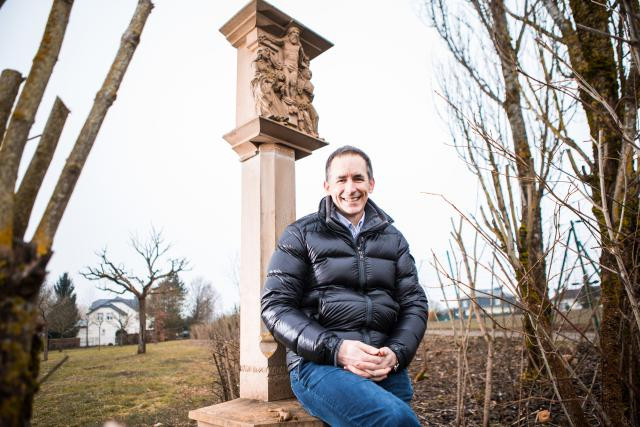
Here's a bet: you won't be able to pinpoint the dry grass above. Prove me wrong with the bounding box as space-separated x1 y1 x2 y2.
428 309 599 332
33 340 216 426
428 313 523 330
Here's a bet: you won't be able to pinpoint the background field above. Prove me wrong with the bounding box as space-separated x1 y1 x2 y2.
33 341 216 427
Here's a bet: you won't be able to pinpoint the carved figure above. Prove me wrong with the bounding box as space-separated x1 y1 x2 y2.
260 27 307 99
296 67 319 137
251 26 320 138
251 47 288 120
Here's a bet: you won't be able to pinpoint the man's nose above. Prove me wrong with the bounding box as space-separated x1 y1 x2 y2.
344 179 356 193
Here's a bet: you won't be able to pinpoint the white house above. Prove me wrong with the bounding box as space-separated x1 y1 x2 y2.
77 297 152 346
454 290 518 318
554 286 601 311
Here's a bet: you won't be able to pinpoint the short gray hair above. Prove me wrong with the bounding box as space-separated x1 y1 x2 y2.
325 145 374 181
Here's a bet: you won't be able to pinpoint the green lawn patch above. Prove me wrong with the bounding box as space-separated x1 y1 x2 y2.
33 340 217 426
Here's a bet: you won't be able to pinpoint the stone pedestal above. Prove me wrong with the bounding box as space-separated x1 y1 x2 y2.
190 1 331 425
189 398 322 427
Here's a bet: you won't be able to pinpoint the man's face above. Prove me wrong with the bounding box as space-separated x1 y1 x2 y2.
288 31 300 44
324 154 375 224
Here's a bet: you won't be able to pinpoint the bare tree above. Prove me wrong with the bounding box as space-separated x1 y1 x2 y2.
533 2 640 422
188 277 221 325
0 1 153 424
113 312 133 345
427 0 554 371
427 0 640 423
426 1 590 422
82 230 188 354
36 286 55 362
89 314 106 348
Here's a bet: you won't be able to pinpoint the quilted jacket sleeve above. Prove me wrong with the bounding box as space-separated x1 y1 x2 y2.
385 232 428 370
261 224 342 365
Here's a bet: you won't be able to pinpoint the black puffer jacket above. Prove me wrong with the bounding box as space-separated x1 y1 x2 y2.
261 196 428 371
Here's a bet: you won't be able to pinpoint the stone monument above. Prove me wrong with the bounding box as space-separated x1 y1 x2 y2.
189 1 331 425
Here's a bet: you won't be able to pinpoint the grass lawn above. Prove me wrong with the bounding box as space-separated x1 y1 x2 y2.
33 340 217 426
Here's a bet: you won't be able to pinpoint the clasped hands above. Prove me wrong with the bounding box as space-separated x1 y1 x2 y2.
336 339 397 382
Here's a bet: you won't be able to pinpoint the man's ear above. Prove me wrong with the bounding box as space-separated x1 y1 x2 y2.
323 181 330 193
369 178 375 192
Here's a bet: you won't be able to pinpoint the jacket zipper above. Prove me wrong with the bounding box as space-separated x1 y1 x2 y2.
364 294 372 326
357 236 366 291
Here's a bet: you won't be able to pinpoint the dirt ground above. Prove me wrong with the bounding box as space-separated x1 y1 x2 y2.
408 334 600 426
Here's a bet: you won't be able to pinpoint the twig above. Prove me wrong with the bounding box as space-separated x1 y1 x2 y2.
37 355 69 385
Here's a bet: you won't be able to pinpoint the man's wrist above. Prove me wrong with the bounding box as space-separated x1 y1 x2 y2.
333 338 344 367
387 344 403 372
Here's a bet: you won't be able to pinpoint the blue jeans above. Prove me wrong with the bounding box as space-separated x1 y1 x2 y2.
290 361 421 427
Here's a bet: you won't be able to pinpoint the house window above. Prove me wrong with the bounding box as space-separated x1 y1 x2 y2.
494 299 501 306
106 313 113 321
97 313 103 321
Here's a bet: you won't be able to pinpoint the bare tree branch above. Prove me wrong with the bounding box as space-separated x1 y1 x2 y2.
0 69 23 143
31 0 154 256
13 97 69 239
0 0 73 251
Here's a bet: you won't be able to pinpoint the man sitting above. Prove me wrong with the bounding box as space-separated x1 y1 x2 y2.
261 145 428 426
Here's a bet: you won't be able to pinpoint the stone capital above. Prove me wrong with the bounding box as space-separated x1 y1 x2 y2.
223 116 328 161
219 0 333 58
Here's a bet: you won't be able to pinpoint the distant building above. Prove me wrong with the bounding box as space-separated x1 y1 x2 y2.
76 297 152 346
454 290 518 318
554 286 601 311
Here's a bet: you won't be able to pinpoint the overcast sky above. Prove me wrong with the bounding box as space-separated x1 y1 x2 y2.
0 0 478 311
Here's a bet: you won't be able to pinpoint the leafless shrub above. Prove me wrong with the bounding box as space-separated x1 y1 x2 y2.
191 310 239 402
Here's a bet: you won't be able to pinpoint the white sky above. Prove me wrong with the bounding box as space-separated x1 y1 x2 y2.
0 0 478 311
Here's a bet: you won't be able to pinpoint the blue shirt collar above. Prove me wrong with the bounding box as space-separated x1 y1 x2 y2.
335 211 365 238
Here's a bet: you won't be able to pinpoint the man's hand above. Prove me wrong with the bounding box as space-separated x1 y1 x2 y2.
338 341 398 382
376 347 398 371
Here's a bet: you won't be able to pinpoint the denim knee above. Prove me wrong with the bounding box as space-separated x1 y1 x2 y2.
382 399 420 427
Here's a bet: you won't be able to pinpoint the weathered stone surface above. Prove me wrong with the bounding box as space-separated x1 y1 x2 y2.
219 0 332 136
189 398 324 427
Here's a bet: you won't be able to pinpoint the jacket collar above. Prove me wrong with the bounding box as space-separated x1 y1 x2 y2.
318 196 393 236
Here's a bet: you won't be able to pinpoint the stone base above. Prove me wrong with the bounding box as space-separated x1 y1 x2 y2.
188 398 324 427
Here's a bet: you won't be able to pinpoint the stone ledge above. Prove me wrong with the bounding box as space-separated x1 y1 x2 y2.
189 398 324 427
223 116 329 161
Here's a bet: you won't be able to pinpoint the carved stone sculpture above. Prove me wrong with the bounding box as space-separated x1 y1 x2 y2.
251 26 320 138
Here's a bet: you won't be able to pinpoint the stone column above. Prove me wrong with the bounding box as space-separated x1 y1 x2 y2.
190 1 331 422
237 142 295 401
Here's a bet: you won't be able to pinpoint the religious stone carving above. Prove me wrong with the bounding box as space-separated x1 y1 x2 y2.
251 26 320 138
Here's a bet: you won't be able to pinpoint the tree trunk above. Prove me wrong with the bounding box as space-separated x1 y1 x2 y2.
43 324 48 362
487 0 552 373
549 1 638 422
138 297 146 354
0 243 50 426
482 336 493 427
487 2 586 422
